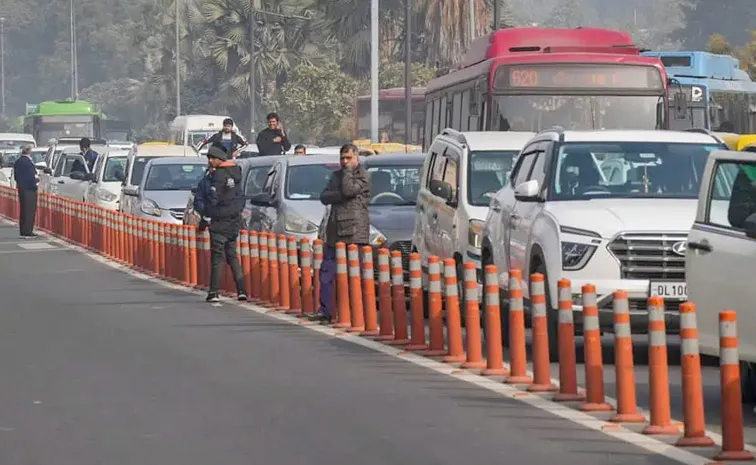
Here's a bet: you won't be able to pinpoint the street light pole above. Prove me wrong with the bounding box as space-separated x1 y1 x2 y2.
404 0 411 146
493 0 500 31
249 0 259 135
1 17 6 119
70 0 75 100
175 0 181 117
468 0 476 43
370 0 379 143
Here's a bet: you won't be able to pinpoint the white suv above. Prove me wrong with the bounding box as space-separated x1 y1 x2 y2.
412 129 534 291
481 128 727 358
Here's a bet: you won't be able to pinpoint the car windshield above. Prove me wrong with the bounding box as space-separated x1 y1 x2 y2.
285 163 340 199
144 163 206 191
245 165 272 196
492 95 662 131
31 151 47 164
550 142 724 200
468 150 520 206
102 156 127 182
367 164 421 205
130 156 159 185
1 152 20 168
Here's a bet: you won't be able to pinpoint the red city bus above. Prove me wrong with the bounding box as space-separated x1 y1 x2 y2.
355 87 426 145
423 27 671 148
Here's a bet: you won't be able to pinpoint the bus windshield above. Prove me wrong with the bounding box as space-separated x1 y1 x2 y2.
492 95 662 132
36 115 95 141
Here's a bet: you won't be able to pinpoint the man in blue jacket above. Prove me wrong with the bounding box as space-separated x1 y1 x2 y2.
192 144 221 231
80 137 99 171
13 145 39 238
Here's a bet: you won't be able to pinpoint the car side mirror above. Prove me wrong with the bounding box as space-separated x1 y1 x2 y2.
743 212 756 239
248 192 273 206
85 172 96 182
43 167 52 175
34 162 46 170
514 179 541 201
429 179 453 203
123 186 139 196
69 171 86 181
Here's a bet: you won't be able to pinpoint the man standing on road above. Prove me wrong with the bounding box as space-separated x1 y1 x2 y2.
80 137 99 171
197 118 248 158
204 145 248 303
13 145 39 238
312 143 371 323
256 112 291 156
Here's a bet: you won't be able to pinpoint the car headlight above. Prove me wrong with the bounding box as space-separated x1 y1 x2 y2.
561 242 597 271
140 198 161 216
96 189 117 202
284 213 318 234
370 225 387 246
468 219 484 248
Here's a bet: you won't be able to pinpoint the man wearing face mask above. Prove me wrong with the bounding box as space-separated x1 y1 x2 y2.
312 143 371 323
256 112 291 156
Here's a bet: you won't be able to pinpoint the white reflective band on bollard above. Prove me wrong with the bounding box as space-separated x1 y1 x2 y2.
582 291 597 308
720 320 737 338
613 296 631 338
680 312 696 329
720 347 739 365
681 338 699 356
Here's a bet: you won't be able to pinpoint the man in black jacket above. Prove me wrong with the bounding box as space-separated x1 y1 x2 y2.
256 112 291 156
197 118 249 158
205 145 248 303
13 145 39 238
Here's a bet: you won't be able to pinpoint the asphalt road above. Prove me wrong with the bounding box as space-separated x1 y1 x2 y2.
0 222 688 465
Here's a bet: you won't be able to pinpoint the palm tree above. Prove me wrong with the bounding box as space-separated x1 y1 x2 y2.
419 0 492 67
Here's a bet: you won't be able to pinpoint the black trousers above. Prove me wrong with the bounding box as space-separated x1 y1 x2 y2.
209 231 245 293
18 188 37 236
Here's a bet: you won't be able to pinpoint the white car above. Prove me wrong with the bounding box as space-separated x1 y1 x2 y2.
85 149 130 210
411 129 534 292
46 151 92 201
481 128 726 358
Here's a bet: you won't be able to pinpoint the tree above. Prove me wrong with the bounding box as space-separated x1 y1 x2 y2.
378 60 437 88
495 0 518 29
546 0 583 28
421 0 491 66
275 63 358 143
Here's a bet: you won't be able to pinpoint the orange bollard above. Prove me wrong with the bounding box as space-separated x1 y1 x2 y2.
423 256 446 356
188 227 198 288
259 233 270 304
268 234 280 307
299 239 314 316
150 221 160 276
313 239 323 314
553 279 584 401
643 296 677 434
346 244 365 332
405 253 428 350
386 250 409 345
334 242 351 328
441 259 466 364
675 302 714 447
277 235 290 310
375 249 395 341
286 237 301 315
580 284 612 412
609 291 644 422
158 222 167 277
461 262 485 369
714 310 754 461
240 230 251 293
182 226 191 285
528 273 556 391
360 246 379 336
249 231 261 301
481 265 508 376
506 270 531 384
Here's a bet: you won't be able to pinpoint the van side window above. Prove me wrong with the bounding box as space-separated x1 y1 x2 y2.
511 153 536 188
443 157 458 202
429 152 446 184
706 161 756 229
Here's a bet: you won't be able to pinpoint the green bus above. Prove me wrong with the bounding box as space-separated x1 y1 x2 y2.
23 100 103 143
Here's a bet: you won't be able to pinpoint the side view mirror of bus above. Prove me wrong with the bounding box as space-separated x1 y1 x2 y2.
674 93 688 120
655 100 665 129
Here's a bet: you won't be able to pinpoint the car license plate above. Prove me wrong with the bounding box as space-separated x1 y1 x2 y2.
649 281 688 300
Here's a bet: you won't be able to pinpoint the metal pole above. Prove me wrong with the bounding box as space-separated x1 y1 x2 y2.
404 0 411 147
493 0 500 31
1 18 5 118
468 0 476 43
370 0 379 143
72 0 78 99
249 0 256 135
175 0 181 116
70 0 75 100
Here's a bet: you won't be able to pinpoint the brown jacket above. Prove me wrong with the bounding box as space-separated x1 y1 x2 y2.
319 164 371 246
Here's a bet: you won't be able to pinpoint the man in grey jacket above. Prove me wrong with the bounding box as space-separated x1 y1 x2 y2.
313 143 371 323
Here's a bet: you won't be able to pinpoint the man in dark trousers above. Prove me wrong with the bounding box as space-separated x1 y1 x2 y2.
13 145 39 238
204 145 248 303
197 118 248 158
313 143 371 323
256 112 291 156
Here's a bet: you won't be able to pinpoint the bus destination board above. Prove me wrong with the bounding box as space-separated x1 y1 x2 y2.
497 65 664 90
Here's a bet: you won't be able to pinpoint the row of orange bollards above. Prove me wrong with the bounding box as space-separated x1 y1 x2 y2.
0 186 751 461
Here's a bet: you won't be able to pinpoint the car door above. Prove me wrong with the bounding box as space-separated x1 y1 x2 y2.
255 164 280 232
242 163 273 229
686 155 756 360
412 149 439 266
507 144 545 277
423 149 449 260
86 153 106 203
57 154 89 200
438 147 460 260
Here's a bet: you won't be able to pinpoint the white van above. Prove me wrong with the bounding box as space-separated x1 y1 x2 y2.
0 133 36 151
168 115 241 152
118 143 199 213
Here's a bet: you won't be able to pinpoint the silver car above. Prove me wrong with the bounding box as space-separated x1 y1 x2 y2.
122 157 207 224
247 154 340 241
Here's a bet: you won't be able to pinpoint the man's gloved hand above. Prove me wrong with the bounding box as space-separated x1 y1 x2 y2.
198 217 210 232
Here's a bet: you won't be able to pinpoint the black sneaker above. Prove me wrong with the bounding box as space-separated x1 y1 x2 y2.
205 292 220 303
237 292 248 302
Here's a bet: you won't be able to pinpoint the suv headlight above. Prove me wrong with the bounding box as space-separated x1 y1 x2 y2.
559 226 600 271
96 189 117 202
468 219 484 248
370 225 387 246
284 213 317 234
140 198 161 216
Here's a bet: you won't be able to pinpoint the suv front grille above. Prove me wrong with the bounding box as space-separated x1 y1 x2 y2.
607 232 687 280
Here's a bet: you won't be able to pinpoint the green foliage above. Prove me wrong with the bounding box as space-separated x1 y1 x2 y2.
275 63 358 143
379 60 437 89
706 32 756 80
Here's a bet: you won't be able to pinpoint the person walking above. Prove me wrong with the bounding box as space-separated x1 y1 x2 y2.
13 145 39 238
312 143 371 323
256 112 291 156
204 145 248 303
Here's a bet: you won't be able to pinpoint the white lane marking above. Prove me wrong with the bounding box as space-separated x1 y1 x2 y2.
16 242 56 250
0 217 740 465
